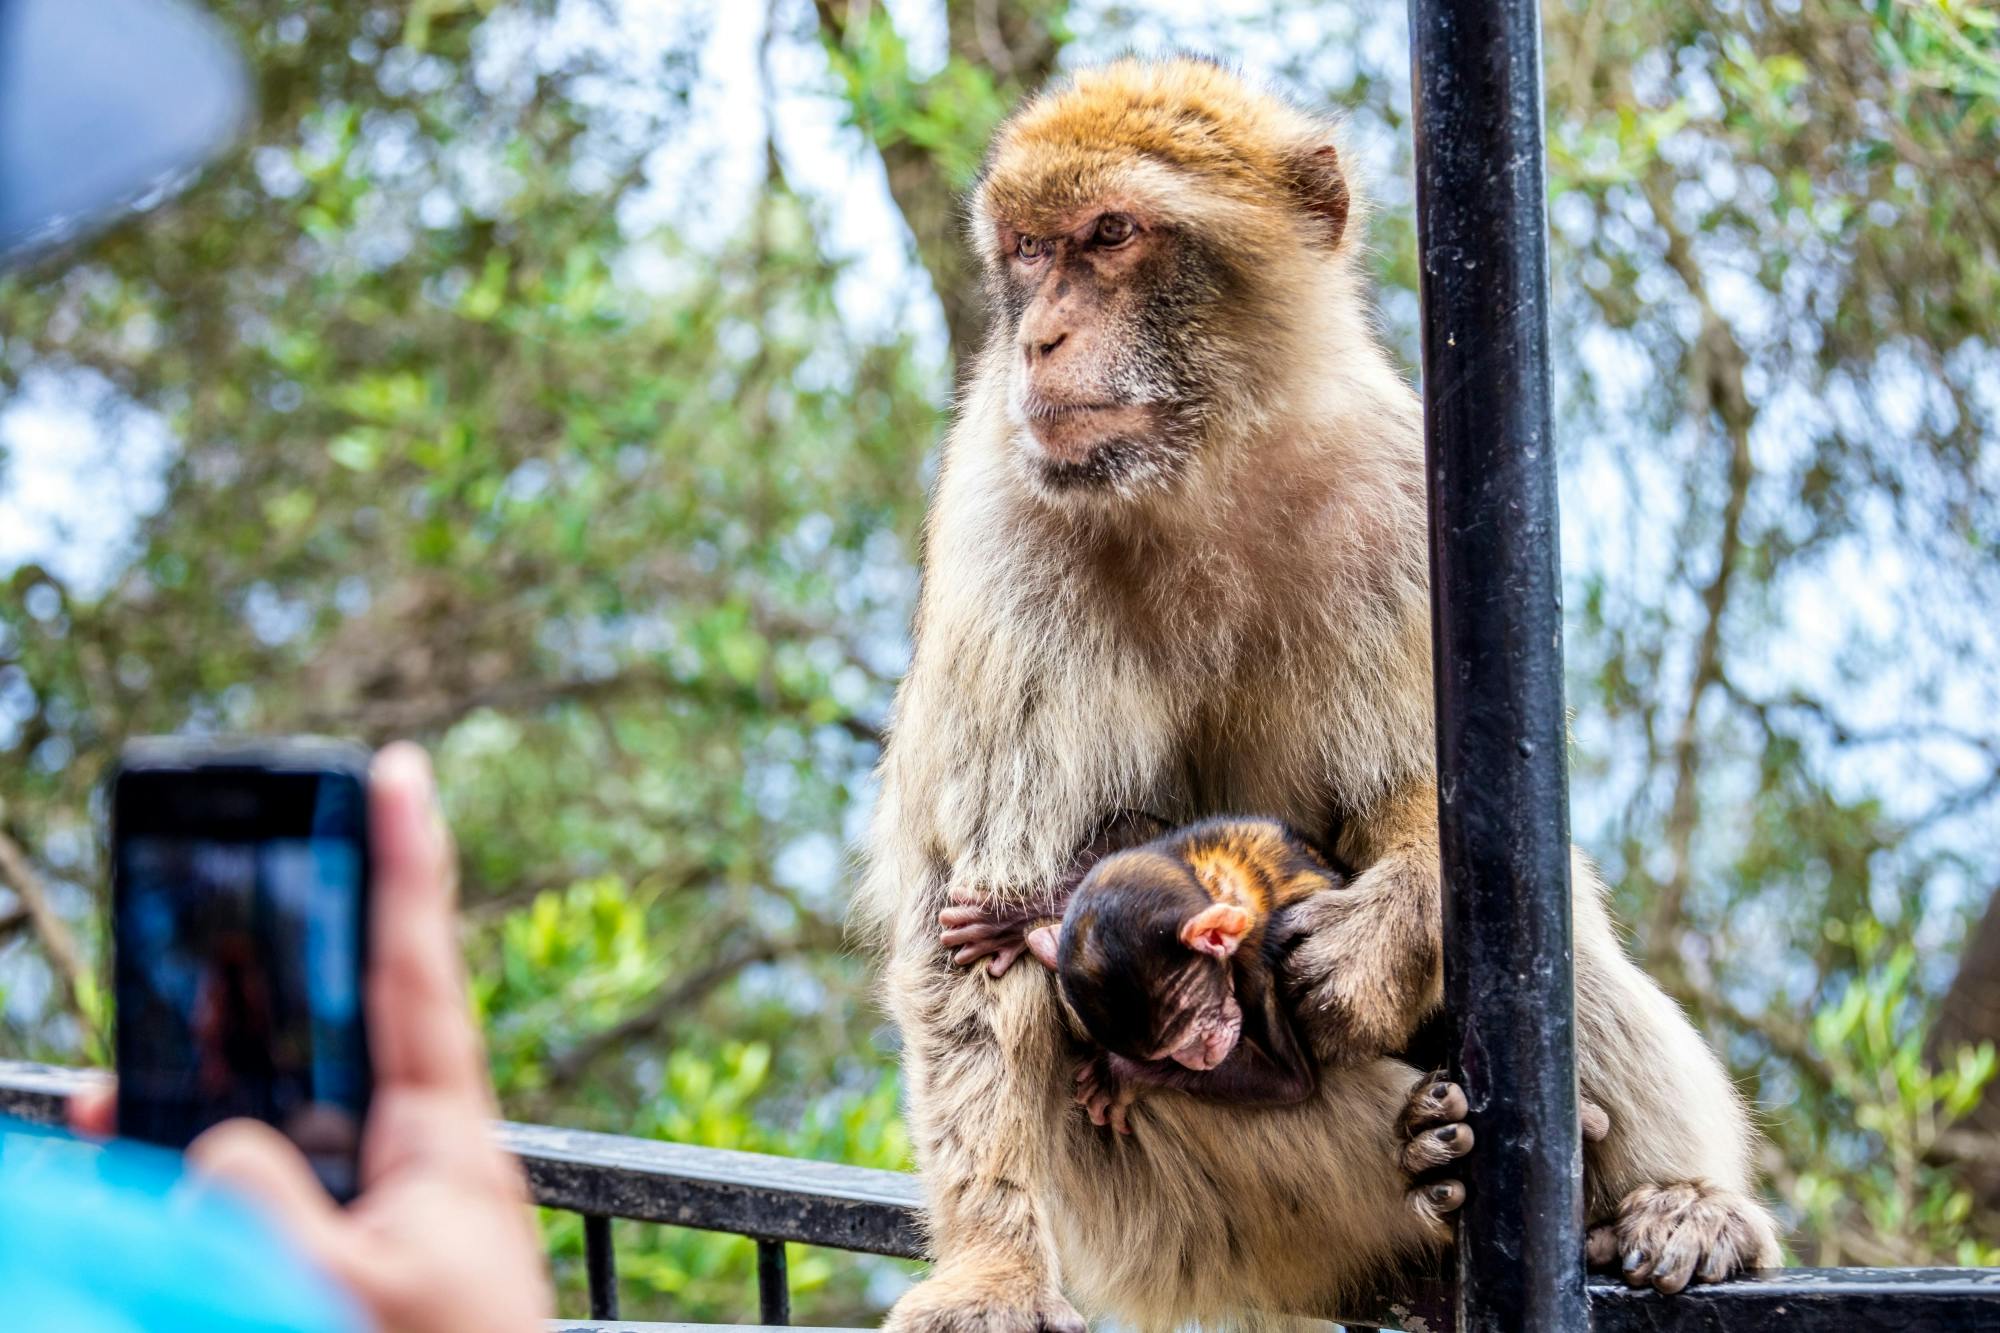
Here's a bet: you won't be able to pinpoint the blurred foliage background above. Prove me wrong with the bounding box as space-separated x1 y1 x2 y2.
2 0 1997 1320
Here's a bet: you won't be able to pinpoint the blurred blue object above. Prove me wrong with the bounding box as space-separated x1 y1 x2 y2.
0 1119 366 1331
0 0 249 263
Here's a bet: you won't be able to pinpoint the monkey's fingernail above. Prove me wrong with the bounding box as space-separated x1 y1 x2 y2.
1430 1083 1451 1100
1623 1250 1648 1272
1437 1126 1457 1144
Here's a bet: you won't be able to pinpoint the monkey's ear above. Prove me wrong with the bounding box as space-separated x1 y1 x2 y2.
1180 903 1253 958
1026 924 1061 971
1286 144 1349 249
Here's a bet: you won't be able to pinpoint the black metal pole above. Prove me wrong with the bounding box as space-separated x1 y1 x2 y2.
1408 3 1587 1333
583 1212 619 1320
757 1238 791 1325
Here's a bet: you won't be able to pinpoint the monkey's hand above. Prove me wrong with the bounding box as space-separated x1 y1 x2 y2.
938 886 1064 978
882 1263 1086 1333
1587 1182 1780 1295
1282 851 1442 1060
1397 1073 1471 1242
1073 1052 1140 1136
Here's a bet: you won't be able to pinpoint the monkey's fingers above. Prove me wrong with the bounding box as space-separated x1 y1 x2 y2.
1399 1121 1473 1175
940 919 1009 947
937 904 1001 930
985 944 1025 977
1405 1178 1465 1241
1399 1074 1468 1137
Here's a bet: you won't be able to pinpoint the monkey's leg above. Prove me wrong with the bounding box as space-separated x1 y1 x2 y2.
1569 856 1782 1293
1285 781 1445 1059
884 912 1087 1333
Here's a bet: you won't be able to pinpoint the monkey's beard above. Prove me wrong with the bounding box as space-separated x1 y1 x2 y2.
1008 398 1207 504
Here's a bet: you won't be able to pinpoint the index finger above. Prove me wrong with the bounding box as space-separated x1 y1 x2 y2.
366 742 492 1110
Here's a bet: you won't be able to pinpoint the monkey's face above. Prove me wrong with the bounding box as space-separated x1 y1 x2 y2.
989 205 1224 501
1059 869 1249 1068
970 59 1356 507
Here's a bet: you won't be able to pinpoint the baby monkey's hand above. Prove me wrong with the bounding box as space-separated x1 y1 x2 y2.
938 886 1063 977
1075 1052 1140 1136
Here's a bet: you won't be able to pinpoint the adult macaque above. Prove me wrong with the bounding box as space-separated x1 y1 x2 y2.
858 58 1778 1330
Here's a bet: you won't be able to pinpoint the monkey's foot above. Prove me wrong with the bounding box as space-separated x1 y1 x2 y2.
1588 1182 1780 1294
883 1268 1086 1333
1398 1072 1471 1238
1074 1053 1138 1136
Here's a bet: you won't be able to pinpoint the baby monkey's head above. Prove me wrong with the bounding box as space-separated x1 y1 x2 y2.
1030 841 1263 1070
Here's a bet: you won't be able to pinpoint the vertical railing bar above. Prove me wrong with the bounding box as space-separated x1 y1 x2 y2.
584 1212 619 1321
1408 2 1588 1333
756 1237 791 1325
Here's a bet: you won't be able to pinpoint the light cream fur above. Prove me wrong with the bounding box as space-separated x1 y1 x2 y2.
859 58 1779 1332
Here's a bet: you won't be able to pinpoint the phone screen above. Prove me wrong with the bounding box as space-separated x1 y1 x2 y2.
113 758 370 1200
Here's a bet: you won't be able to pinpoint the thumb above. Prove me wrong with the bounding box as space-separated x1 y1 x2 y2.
189 1119 361 1283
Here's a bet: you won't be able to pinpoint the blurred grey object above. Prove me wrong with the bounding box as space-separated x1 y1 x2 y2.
0 0 248 264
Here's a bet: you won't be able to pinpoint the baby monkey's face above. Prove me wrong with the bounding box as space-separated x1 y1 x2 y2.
1057 855 1259 1069
1145 954 1243 1069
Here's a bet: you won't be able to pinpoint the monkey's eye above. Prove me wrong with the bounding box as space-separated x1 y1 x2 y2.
1091 213 1136 247
1014 235 1050 262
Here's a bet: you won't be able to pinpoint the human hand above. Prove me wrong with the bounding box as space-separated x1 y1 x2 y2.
73 743 552 1333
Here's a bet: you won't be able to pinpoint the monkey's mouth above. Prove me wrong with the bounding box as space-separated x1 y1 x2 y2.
1158 993 1243 1071
1020 399 1158 466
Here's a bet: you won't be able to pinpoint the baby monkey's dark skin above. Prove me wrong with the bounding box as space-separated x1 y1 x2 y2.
940 816 1343 1133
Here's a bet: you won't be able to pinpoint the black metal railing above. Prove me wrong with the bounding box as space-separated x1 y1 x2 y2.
0 1059 917 1329
6 1059 2000 1331
1409 1 2000 1330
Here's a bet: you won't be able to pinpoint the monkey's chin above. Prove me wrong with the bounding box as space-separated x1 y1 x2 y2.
1019 422 1187 501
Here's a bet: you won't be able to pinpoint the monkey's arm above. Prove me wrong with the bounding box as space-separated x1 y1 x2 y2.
1113 1035 1316 1106
1283 780 1445 1060
938 810 1168 976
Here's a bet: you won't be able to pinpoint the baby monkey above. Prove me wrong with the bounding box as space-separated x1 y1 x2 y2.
941 817 1338 1133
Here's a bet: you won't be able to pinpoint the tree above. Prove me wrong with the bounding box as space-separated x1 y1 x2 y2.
2 0 1995 1318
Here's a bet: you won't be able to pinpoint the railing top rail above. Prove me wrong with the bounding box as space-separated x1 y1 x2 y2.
0 1060 923 1258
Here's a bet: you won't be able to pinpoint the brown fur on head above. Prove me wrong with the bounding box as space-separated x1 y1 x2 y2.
969 57 1363 503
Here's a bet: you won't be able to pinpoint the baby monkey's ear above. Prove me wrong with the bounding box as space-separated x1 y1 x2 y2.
1180 903 1252 958
1027 924 1061 970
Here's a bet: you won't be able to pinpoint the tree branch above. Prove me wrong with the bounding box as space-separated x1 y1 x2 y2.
0 824 90 1022
1639 170 1759 974
812 0 1065 364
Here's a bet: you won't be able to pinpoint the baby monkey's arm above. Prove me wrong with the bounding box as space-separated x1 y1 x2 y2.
937 811 1168 976
1075 1035 1318 1134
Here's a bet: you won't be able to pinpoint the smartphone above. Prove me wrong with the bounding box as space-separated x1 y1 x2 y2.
111 737 372 1200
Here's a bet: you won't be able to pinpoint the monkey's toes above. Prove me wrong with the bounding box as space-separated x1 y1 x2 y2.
1585 1223 1619 1269
1582 1099 1611 1143
1609 1182 1779 1295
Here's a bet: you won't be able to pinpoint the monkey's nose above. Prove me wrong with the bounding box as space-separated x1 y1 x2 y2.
1022 332 1066 364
